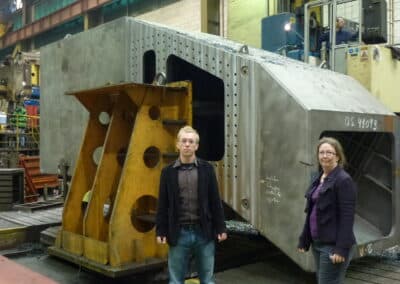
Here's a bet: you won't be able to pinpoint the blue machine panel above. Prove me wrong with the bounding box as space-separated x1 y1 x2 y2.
261 13 299 53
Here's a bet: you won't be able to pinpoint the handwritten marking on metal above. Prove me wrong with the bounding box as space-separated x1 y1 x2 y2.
261 176 281 205
359 243 374 257
366 243 373 254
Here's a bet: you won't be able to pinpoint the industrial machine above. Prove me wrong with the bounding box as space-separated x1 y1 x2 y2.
49 81 191 276
261 0 399 117
42 17 399 274
261 11 321 61
261 0 388 72
0 46 40 168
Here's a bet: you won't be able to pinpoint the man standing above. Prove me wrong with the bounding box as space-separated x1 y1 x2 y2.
156 126 227 284
319 16 358 48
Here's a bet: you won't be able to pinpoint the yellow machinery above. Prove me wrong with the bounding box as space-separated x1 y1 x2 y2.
0 23 7 38
49 81 192 276
347 44 400 113
31 64 40 86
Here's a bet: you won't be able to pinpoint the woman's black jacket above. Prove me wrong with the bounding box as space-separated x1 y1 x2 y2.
298 166 357 258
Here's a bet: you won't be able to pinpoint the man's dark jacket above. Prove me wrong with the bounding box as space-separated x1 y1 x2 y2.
318 29 357 52
156 158 226 246
298 166 357 258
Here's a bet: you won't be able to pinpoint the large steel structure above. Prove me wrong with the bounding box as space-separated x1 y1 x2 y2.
41 17 399 273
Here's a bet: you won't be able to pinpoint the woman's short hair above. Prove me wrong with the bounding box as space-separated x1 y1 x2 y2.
317 137 347 167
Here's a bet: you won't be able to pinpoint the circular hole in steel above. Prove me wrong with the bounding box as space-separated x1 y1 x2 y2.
117 147 127 167
241 198 250 209
143 146 160 168
92 146 103 166
122 110 136 124
98 112 110 125
131 195 157 233
241 66 248 76
148 106 160 120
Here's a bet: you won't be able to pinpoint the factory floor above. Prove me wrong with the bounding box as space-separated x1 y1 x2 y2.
8 247 314 284
1 204 400 283
7 242 400 284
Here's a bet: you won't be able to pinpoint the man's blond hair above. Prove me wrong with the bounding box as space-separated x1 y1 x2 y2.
177 126 200 144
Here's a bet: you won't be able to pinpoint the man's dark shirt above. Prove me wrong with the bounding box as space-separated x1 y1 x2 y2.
173 159 200 225
318 28 357 50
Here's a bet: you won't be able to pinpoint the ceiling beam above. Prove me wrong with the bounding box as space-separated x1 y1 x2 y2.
0 0 113 49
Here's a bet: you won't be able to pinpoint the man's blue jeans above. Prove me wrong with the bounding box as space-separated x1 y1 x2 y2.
168 225 215 284
312 241 355 284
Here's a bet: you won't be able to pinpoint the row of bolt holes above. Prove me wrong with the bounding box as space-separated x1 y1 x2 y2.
95 107 246 215
132 40 245 126
93 107 162 168
133 36 250 76
132 42 243 127
131 56 248 78
96 94 239 173
131 37 248 104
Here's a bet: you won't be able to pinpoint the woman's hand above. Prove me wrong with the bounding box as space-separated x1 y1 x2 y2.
217 232 227 242
329 253 345 264
298 248 306 253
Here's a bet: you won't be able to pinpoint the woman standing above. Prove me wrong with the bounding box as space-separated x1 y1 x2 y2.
298 137 357 284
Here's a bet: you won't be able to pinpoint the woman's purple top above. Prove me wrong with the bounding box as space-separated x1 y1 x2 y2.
310 182 323 240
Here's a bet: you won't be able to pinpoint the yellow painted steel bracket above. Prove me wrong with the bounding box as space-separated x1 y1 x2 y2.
48 81 192 277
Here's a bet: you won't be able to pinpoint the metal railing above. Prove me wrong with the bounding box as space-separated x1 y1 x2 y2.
304 0 362 71
0 113 40 153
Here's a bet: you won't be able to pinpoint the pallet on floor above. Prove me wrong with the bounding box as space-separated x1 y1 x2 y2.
0 207 62 250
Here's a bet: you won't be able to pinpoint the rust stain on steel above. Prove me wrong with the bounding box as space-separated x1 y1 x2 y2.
384 116 394 132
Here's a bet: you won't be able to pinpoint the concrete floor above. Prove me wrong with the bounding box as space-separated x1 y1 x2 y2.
11 252 151 284
215 256 316 284
11 256 313 284
7 243 316 284
7 241 400 283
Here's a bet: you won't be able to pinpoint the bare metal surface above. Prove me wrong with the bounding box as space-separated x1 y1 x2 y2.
40 17 400 271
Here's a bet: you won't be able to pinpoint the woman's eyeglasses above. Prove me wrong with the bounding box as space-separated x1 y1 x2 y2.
318 151 336 156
